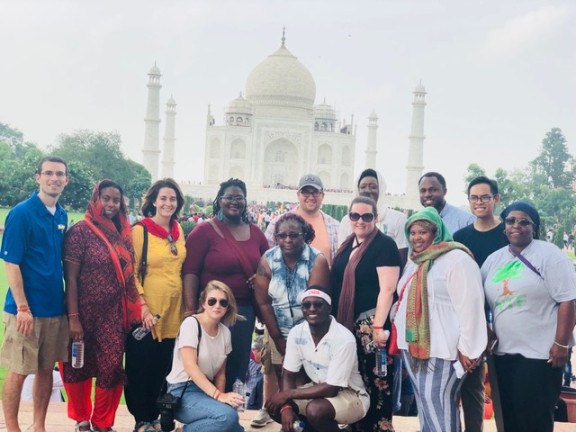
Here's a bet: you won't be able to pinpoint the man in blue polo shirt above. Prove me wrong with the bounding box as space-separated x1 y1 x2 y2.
1 155 70 432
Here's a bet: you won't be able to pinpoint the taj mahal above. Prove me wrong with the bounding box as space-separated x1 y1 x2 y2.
141 33 427 210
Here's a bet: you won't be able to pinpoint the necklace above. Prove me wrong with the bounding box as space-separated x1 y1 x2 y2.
284 262 298 318
351 237 363 251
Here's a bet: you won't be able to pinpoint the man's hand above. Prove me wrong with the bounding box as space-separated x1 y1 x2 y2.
266 390 290 414
16 310 34 336
280 406 298 432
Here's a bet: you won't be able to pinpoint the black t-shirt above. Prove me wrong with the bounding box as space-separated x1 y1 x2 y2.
331 231 402 325
453 221 508 267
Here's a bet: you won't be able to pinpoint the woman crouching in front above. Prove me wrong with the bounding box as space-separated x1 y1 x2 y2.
165 280 245 432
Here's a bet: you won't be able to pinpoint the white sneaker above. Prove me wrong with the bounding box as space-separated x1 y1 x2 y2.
250 409 273 428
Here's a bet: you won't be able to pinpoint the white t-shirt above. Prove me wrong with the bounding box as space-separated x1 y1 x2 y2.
166 316 232 384
482 240 576 359
395 249 487 360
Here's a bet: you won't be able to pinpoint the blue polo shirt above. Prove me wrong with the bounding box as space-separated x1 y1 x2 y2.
1 192 67 317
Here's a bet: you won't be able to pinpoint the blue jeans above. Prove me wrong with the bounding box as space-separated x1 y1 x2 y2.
168 382 244 432
225 305 255 391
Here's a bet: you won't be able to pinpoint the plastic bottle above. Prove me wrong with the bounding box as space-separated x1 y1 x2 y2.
292 419 305 432
71 340 84 369
375 347 387 377
132 314 161 340
232 377 245 412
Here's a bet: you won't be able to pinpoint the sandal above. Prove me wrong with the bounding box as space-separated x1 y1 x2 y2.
75 421 91 432
133 421 157 432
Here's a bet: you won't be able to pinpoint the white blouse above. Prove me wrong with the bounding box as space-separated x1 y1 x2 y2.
395 249 487 360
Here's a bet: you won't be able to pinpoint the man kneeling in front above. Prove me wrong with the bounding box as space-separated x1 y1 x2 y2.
266 288 369 432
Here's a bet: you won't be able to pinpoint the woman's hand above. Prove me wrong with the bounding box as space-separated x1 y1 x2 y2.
372 328 389 348
219 391 244 408
68 316 84 341
548 343 569 368
246 274 256 290
458 351 478 373
141 307 158 330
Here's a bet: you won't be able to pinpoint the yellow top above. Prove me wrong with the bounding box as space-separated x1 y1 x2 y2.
132 223 187 341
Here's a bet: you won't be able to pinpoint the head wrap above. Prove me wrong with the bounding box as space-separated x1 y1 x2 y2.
402 207 471 363
298 288 332 305
500 201 540 239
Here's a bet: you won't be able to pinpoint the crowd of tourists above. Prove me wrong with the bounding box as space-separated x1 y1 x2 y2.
1 155 575 432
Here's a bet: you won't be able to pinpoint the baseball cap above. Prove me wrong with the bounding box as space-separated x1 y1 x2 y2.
298 174 323 191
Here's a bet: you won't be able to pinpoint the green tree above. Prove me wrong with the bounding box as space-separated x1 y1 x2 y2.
59 161 97 210
463 163 486 192
530 128 573 189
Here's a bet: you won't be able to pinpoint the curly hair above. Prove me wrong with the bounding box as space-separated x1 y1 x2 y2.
212 178 249 223
140 178 185 220
274 213 316 244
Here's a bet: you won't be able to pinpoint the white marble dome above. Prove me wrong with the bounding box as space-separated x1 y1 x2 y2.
226 93 253 114
245 45 316 109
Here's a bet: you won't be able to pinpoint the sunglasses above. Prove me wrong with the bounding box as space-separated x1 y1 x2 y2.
207 297 229 308
301 300 326 309
275 232 303 240
349 212 375 222
504 217 533 227
167 234 178 256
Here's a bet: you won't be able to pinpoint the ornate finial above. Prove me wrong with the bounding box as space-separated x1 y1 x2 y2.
281 26 286 46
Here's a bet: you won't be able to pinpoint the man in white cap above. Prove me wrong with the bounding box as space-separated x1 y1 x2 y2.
265 174 339 267
266 287 369 432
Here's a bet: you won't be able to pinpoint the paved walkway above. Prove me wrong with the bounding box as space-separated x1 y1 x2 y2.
1 401 575 432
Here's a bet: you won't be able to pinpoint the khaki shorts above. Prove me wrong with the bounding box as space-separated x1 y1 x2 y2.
263 327 284 370
1 313 69 375
293 383 368 425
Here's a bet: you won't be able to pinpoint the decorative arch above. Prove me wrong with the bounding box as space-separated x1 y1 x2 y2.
317 144 332 165
230 139 246 159
208 164 219 184
263 139 299 188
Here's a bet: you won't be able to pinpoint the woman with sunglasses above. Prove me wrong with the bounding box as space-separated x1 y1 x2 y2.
254 213 330 390
331 196 402 432
482 201 576 432
126 178 190 432
184 178 269 391
166 280 245 431
393 207 486 432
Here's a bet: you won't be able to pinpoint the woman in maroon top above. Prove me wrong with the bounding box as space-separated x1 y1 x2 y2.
183 178 268 390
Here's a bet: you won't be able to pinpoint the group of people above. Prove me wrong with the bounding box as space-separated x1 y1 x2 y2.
1 156 575 432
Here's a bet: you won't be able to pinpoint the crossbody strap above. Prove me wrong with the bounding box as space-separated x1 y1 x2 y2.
509 246 543 279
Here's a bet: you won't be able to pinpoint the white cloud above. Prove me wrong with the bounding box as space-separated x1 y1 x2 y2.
484 4 570 58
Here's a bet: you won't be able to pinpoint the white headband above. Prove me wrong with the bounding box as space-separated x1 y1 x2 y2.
298 289 332 305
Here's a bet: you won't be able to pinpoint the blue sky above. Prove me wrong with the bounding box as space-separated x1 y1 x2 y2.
1 0 574 204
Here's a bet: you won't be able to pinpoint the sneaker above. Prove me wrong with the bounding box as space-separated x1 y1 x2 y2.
250 409 273 428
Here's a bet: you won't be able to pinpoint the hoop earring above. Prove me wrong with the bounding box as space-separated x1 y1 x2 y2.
217 209 224 221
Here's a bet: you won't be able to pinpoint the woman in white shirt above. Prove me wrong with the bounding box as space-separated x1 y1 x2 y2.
165 280 245 432
394 207 486 432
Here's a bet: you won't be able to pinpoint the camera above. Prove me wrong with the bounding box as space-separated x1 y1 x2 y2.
156 393 181 431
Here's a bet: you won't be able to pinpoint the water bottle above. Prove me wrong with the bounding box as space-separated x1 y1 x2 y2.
232 377 245 412
375 347 387 377
292 419 305 432
132 314 161 340
71 340 84 369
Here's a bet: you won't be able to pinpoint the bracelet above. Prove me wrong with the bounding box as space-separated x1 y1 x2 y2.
214 390 221 401
18 305 30 312
280 404 293 414
372 325 384 330
554 341 569 349
212 388 219 398
68 313 80 318
140 302 148 307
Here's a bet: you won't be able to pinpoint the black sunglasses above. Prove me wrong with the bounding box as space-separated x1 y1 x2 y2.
167 234 178 256
207 297 229 308
301 300 326 309
275 232 303 240
349 212 375 222
504 217 533 227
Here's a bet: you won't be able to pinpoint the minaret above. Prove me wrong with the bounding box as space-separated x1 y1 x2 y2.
142 63 162 181
405 82 427 209
161 96 176 179
365 110 378 169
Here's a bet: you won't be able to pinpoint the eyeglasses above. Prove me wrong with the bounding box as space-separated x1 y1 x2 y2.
349 212 375 222
39 170 67 178
468 195 494 203
301 300 326 309
275 232 303 240
504 217 533 227
220 195 245 203
167 234 178 256
207 297 229 308
299 189 322 197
